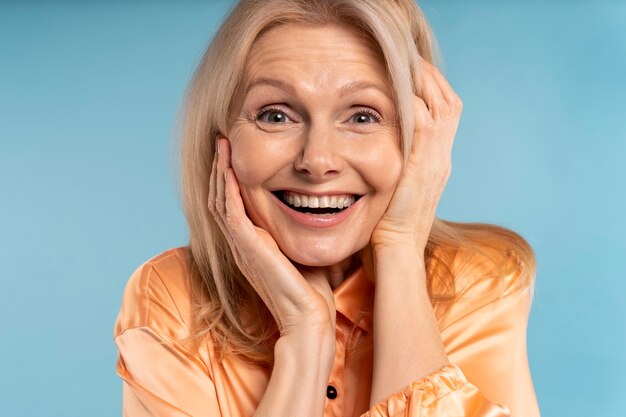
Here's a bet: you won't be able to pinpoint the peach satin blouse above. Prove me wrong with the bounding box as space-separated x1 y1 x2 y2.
114 247 540 416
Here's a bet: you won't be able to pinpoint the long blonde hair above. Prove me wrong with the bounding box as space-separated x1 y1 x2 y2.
177 0 536 367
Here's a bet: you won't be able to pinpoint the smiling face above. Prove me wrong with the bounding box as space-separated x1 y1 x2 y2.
227 22 403 268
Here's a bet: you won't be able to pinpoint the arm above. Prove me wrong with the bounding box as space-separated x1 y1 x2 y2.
115 261 338 417
364 247 539 417
254 329 336 417
116 131 343 415
209 137 341 415
116 324 336 417
360 54 538 416
364 54 462 406
369 247 449 406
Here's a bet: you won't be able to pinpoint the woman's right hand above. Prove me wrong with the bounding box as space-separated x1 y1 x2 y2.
208 136 337 340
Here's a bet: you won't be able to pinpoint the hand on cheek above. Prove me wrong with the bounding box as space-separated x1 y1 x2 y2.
207 138 337 337
369 56 463 255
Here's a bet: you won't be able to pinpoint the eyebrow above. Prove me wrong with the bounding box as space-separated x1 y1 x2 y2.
244 77 393 101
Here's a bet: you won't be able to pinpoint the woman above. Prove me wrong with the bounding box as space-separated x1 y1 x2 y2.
114 0 540 416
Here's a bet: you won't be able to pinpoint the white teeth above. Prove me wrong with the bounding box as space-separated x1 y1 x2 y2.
280 191 357 210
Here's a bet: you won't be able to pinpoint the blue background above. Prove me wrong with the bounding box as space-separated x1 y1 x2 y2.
1 1 624 416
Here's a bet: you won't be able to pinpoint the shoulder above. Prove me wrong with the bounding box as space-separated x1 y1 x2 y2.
431 238 536 327
114 246 195 340
454 240 534 299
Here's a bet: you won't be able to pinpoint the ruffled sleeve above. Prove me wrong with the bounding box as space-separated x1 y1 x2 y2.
363 364 509 417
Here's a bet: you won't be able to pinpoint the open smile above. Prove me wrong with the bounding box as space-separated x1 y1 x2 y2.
270 190 364 227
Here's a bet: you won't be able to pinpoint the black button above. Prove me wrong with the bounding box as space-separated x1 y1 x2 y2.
326 385 338 399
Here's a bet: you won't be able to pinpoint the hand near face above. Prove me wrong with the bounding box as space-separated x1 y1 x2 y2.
370 57 463 254
208 138 337 340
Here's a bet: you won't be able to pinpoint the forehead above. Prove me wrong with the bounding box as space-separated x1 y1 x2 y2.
242 22 391 95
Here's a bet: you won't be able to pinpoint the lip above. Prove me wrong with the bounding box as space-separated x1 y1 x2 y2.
271 187 364 197
270 191 363 228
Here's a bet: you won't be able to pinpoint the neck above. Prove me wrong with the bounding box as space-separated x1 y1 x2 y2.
292 252 365 291
321 254 362 290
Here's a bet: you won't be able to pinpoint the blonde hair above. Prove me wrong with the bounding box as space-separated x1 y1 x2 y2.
177 0 536 367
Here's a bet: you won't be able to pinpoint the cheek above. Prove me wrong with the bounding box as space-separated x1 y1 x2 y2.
229 133 294 187
359 143 403 195
228 140 270 227
230 142 260 187
229 136 291 227
228 138 269 226
230 137 281 191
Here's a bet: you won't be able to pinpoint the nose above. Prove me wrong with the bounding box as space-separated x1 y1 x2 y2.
293 123 345 181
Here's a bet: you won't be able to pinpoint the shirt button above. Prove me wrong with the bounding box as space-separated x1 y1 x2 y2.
326 385 338 399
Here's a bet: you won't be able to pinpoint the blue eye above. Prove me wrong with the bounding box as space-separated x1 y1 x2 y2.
351 109 381 124
255 107 381 125
256 108 289 123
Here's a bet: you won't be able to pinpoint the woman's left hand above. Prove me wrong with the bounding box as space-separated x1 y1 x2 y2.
369 56 463 254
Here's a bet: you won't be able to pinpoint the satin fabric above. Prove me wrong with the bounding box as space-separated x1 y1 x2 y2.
114 246 540 416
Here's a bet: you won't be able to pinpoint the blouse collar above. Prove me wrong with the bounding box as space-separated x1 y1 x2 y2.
332 265 374 333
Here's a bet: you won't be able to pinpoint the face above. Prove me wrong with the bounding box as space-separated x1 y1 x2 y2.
227 22 403 267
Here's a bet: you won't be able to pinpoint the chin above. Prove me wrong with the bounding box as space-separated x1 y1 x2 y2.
279 237 366 267
286 252 347 267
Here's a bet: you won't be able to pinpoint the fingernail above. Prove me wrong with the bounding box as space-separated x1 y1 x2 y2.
216 139 221 155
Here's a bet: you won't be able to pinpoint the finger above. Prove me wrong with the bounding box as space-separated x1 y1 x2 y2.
417 59 447 119
412 95 432 134
423 71 462 154
420 58 463 111
221 140 256 239
408 95 432 162
416 60 461 157
215 138 226 217
418 57 456 106
414 92 455 157
208 142 218 215
209 137 231 241
408 94 447 169
224 167 249 227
